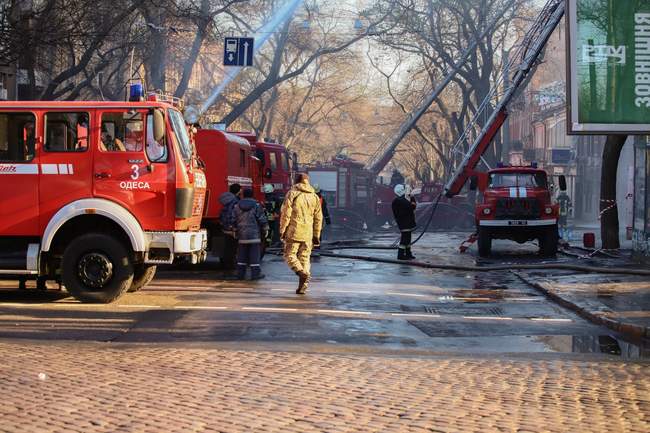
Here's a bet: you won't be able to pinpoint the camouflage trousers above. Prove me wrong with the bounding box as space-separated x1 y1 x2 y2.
283 241 313 276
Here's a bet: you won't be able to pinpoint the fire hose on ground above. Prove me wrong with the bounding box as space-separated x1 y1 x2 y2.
315 250 650 277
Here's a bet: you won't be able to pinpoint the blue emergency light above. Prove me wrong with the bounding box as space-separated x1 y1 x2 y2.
129 83 144 102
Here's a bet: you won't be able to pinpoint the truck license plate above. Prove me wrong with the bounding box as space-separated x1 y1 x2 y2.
508 220 528 226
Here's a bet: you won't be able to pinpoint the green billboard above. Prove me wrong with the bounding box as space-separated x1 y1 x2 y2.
568 0 650 133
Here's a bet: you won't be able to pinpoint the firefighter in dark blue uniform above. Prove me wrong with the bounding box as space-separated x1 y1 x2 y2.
391 184 417 260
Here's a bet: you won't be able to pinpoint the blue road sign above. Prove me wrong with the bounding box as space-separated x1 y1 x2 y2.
223 37 254 67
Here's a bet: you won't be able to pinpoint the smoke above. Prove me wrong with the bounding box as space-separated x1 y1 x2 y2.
197 0 304 117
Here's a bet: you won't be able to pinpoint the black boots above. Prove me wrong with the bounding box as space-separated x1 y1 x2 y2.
238 265 265 280
251 267 265 280
236 265 246 280
397 248 415 260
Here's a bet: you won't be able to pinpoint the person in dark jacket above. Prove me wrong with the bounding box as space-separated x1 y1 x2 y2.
313 184 331 243
218 183 241 269
391 184 416 260
233 188 269 280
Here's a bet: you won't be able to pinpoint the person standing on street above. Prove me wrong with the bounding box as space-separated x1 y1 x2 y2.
280 173 323 294
218 183 241 270
392 184 417 260
313 184 331 243
233 188 269 280
263 184 281 246
557 189 572 241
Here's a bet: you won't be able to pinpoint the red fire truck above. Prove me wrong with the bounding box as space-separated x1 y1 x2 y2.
307 155 378 229
231 132 295 198
471 164 563 257
195 128 264 260
0 97 208 302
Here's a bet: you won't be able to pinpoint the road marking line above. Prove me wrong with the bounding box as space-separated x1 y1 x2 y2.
530 318 573 322
391 313 441 318
119 305 162 308
462 316 513 320
326 290 372 294
271 289 294 292
0 303 45 307
386 292 427 298
242 307 298 312
174 306 229 310
316 309 373 315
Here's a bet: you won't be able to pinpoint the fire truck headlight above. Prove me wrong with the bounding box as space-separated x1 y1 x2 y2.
482 208 491 215
545 207 553 215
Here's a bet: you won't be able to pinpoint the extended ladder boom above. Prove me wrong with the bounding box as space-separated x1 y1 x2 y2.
364 7 512 176
444 0 565 197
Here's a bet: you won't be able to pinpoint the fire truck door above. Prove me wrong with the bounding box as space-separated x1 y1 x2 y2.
0 112 39 235
38 111 94 232
93 110 171 229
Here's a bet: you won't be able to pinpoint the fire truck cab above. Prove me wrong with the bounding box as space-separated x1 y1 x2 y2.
472 164 562 257
0 100 208 302
232 132 294 199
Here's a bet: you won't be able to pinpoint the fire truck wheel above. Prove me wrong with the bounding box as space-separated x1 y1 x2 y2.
61 233 134 303
128 265 157 293
539 227 559 257
477 228 492 257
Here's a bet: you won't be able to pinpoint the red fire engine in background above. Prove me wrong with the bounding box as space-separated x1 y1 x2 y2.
195 128 263 260
195 127 294 263
232 132 295 198
0 94 208 303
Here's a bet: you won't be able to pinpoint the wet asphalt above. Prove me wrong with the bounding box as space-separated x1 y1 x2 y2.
0 231 647 359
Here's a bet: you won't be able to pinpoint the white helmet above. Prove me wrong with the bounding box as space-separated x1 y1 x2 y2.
263 183 274 194
313 183 321 193
394 184 406 196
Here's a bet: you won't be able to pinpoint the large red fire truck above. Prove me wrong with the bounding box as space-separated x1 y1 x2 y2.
0 96 208 302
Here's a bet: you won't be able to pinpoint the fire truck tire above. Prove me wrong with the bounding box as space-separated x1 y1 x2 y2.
128 265 157 293
61 233 134 303
539 227 559 256
477 228 492 257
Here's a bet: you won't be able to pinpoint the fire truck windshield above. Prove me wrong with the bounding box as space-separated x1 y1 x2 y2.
168 109 193 163
488 172 547 189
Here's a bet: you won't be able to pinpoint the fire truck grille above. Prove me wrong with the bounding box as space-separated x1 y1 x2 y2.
494 198 540 219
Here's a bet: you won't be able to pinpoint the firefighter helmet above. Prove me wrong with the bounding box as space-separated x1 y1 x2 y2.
263 184 274 194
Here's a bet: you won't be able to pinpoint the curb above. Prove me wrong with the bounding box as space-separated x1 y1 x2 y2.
514 271 649 340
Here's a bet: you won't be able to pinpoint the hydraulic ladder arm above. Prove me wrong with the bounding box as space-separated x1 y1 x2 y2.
443 0 565 197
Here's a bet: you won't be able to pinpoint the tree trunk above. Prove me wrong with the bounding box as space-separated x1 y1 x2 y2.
600 134 626 249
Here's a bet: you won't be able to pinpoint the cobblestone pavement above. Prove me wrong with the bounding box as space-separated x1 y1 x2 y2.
1 341 648 433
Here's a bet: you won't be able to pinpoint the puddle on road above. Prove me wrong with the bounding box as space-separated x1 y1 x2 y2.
534 334 650 359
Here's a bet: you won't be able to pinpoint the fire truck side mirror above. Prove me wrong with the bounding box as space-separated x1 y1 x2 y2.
558 175 567 192
153 109 165 143
469 175 478 191
255 149 265 166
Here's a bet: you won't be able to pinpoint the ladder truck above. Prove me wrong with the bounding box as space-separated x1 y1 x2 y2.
363 0 566 254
